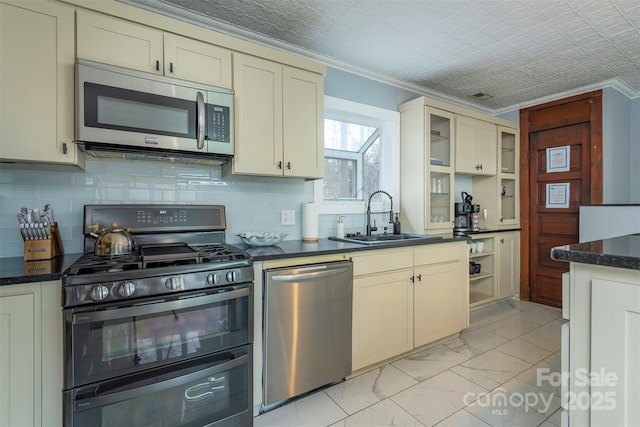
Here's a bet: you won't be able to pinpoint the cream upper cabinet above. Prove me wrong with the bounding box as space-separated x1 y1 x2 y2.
0 281 63 426
0 0 82 166
455 115 497 175
161 33 232 87
230 53 324 179
400 103 455 234
497 126 520 227
497 231 520 299
77 10 232 88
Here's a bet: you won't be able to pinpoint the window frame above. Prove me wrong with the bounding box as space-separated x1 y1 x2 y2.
314 96 400 215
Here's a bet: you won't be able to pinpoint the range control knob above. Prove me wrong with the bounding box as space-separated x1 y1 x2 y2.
90 285 109 301
165 276 181 290
226 270 238 283
207 273 220 286
118 281 136 297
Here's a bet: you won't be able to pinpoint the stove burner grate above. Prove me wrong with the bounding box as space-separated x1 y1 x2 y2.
66 243 251 276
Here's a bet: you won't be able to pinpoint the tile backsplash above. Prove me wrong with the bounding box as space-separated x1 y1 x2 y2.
0 158 334 258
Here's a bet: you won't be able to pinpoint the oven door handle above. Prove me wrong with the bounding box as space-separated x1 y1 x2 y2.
72 287 249 324
73 352 248 411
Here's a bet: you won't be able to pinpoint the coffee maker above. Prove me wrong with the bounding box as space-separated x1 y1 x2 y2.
453 192 480 236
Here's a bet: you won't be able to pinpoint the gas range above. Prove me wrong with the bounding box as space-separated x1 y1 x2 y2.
62 204 253 308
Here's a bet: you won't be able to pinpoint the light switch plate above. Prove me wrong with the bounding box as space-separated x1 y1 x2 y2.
281 210 295 225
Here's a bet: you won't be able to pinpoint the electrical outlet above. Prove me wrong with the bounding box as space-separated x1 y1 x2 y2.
281 210 295 226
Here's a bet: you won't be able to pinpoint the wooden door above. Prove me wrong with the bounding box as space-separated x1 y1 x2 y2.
520 91 602 307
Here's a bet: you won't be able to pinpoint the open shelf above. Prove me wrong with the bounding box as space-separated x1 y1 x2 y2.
469 272 494 282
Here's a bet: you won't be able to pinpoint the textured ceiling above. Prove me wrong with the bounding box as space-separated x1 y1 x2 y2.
123 0 640 112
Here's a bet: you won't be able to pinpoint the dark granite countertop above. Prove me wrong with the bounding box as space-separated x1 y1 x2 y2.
551 234 640 270
465 228 521 236
1 235 470 286
0 253 84 286
232 235 469 261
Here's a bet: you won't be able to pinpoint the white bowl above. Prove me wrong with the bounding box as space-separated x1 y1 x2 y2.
235 232 287 247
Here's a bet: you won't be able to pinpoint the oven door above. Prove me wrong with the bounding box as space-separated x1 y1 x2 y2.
64 285 251 389
64 346 252 427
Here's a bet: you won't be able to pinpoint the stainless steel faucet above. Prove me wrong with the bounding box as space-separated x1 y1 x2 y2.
366 190 394 236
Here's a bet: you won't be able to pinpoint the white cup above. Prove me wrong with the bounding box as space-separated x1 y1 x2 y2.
469 242 477 253
476 241 484 253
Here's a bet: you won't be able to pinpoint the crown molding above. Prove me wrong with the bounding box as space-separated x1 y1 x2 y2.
120 0 639 116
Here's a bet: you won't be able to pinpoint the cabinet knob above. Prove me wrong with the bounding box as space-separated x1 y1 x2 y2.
500 238 504 243
417 274 422 282
155 60 160 71
499 217 504 222
286 161 291 170
410 276 415 283
62 142 68 154
277 161 283 169
169 62 174 73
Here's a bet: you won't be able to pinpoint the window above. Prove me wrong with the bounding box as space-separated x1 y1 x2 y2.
315 97 400 215
323 119 379 200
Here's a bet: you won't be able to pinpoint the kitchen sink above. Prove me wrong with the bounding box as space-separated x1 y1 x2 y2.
329 233 443 246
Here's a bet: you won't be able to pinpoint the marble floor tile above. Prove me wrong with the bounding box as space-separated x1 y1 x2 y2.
518 306 562 326
433 409 490 427
494 326 559 365
326 364 418 415
392 370 487 427
254 391 347 427
451 349 532 390
255 300 562 427
328 399 425 427
465 378 560 427
469 301 522 328
482 314 545 340
543 408 562 426
517 352 562 397
457 326 511 355
392 342 472 382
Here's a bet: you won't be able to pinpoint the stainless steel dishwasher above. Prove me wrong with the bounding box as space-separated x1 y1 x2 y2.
263 260 353 406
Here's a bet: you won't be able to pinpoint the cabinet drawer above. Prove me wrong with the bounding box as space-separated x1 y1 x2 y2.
413 242 465 266
352 249 413 276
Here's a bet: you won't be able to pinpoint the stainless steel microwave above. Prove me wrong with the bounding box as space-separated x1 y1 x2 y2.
75 59 233 165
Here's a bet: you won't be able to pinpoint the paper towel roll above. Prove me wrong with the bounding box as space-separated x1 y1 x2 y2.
301 202 318 242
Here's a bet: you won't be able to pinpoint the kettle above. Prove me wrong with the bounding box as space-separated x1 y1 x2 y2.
89 222 135 256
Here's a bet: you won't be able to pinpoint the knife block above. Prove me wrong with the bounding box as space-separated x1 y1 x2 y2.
23 222 64 261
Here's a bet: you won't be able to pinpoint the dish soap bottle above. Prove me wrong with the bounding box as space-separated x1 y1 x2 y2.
393 214 401 234
336 216 345 239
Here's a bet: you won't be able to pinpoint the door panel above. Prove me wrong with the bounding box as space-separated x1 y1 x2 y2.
529 122 590 307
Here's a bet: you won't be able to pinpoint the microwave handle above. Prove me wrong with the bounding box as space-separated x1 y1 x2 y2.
196 91 205 150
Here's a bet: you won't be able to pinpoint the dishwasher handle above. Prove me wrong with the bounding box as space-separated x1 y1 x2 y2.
270 265 351 282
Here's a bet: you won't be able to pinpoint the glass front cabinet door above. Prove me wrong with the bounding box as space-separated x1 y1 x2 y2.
497 126 519 228
426 107 455 231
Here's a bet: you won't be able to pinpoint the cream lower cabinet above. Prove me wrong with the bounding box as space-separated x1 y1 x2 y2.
0 281 62 426
497 231 520 299
351 242 468 371
77 9 232 88
353 268 414 371
567 263 640 426
469 231 521 307
229 53 324 179
414 244 469 347
0 0 82 166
